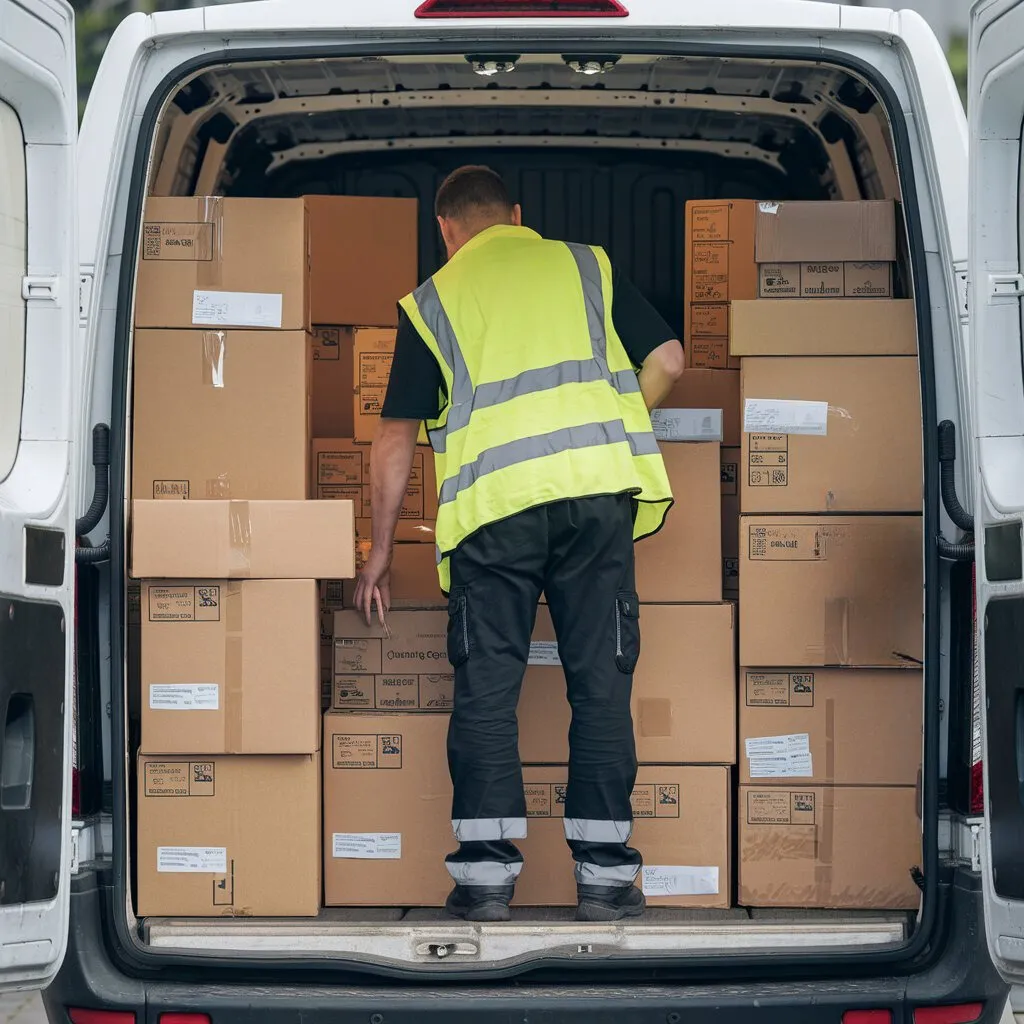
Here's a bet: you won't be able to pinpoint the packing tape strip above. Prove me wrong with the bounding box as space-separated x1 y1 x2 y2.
202 330 226 388
814 786 835 900
825 697 836 784
223 582 244 753
197 196 224 289
227 500 252 578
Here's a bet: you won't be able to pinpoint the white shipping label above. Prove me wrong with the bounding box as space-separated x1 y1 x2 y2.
528 641 561 666
192 289 283 329
157 846 227 873
149 683 220 711
333 832 402 860
642 865 720 897
651 408 724 442
743 398 828 437
745 733 813 778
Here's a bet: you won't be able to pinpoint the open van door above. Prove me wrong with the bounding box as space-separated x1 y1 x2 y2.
971 0 1024 989
0 0 78 993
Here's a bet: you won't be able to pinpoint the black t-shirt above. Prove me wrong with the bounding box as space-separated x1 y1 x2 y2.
380 267 676 421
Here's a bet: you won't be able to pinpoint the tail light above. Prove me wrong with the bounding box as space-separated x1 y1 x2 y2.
69 1011 135 1024
415 0 629 16
843 1012 893 1024
969 562 984 814
913 1004 984 1024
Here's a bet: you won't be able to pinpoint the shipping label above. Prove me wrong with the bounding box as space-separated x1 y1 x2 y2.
148 585 221 622
332 833 402 860
631 783 681 819
143 760 216 797
651 408 723 442
745 671 815 707
747 434 789 488
192 289 283 329
746 789 816 825
156 846 227 873
642 865 719 897
143 222 214 261
743 398 828 436
744 733 813 778
527 640 561 666
331 732 403 769
149 684 220 712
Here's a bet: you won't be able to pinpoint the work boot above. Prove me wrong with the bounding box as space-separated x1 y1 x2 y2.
445 884 514 922
576 883 646 922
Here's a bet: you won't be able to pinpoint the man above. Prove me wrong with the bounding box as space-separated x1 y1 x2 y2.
353 166 684 924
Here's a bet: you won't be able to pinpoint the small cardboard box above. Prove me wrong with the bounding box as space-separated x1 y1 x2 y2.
663 369 741 448
140 580 319 755
132 329 311 501
306 195 418 328
739 515 924 668
753 200 896 264
757 262 893 299
333 608 449 677
635 441 721 603
310 328 355 440
738 784 920 908
721 446 740 597
739 668 923 786
343 542 443 608
729 299 917 357
135 197 310 330
137 753 321 917
131 499 355 580
519 603 736 765
353 328 399 443
740 356 923 513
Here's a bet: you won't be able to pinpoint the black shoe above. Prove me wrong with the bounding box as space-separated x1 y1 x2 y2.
576 883 646 922
445 884 513 922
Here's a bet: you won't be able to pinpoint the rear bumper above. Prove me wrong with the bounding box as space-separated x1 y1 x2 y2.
45 868 1009 1024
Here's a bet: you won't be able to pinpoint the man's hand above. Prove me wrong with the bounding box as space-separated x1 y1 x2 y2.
353 546 393 627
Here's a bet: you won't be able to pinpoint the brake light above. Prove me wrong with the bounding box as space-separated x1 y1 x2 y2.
913 1004 984 1024
843 1012 893 1024
969 562 984 814
415 0 628 17
160 1015 212 1024
68 1011 135 1024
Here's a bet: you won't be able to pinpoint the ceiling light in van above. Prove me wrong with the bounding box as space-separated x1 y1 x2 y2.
416 0 629 16
465 54 520 75
563 53 620 75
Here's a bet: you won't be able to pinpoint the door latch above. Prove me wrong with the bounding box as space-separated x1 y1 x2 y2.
21 275 59 302
987 273 1024 302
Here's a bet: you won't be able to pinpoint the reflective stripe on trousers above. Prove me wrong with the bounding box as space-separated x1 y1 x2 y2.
447 859 524 887
563 818 632 844
453 817 528 842
575 861 641 887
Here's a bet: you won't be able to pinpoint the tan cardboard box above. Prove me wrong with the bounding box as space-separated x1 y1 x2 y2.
739 668 923 786
353 328 399 443
739 515 923 668
663 369 741 447
757 262 893 299
131 499 355 580
753 200 896 264
519 603 736 765
343 542 443 608
635 442 721 603
310 328 355 439
333 608 449 676
721 446 740 597
137 753 321 917
132 329 311 501
136 197 310 330
738 784 920 908
729 299 917 357
306 195 418 328
140 580 319 755
331 673 454 713
740 357 923 513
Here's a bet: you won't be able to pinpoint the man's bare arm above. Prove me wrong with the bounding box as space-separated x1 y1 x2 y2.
369 418 421 554
637 338 685 411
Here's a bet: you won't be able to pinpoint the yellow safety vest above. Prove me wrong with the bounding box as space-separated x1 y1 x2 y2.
399 224 673 591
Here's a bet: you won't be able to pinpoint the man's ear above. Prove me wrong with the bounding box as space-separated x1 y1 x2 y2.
511 204 523 227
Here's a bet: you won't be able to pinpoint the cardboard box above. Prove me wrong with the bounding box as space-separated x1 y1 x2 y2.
137 753 320 917
310 328 355 439
753 200 896 264
320 581 346 707
132 329 311 501
739 668 923 786
140 580 319 754
663 369 741 447
740 357 923 513
136 197 310 330
738 784 920 908
758 262 893 299
353 328 399 443
739 515 924 668
131 499 355 580
306 195 418 328
721 446 740 597
343 542 443 608
635 442 721 603
519 603 735 765
729 299 917 357
331 672 454 713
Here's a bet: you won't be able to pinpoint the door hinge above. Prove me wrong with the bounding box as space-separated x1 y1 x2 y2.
971 822 983 872
987 272 1024 302
22 275 59 302
79 272 94 325
954 264 968 323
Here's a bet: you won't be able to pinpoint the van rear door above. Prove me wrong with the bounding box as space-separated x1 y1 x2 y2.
0 0 78 993
971 0 1024 988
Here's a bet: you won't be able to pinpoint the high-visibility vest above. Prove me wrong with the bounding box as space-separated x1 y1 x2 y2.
399 224 673 591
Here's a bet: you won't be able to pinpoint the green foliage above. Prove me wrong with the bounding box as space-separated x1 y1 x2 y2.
948 34 968 110
75 2 127 119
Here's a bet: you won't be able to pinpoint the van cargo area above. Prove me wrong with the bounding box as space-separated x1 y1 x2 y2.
117 48 934 975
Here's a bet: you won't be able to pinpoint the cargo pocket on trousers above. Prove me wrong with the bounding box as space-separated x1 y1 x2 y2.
447 587 470 668
614 590 640 674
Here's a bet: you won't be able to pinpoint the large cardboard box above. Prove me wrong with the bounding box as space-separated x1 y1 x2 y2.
140 580 319 754
136 197 310 330
721 446 740 597
132 329 311 501
310 328 355 439
663 369 741 447
137 753 320 917
738 784 920 908
739 668 922 786
131 499 355 580
740 357 923 513
753 200 896 264
353 328 399 443
306 195 418 328
343 542 443 608
635 442 721 603
519 603 735 765
739 515 923 668
729 299 917 358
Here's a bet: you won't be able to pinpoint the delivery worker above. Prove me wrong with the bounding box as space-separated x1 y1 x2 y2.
353 166 684 923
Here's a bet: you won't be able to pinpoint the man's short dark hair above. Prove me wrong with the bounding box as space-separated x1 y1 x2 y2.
435 165 513 222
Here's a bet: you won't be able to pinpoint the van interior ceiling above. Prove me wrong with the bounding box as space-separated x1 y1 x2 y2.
128 51 922 971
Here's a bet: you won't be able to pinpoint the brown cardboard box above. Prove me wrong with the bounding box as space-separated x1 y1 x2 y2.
663 369 741 447
136 197 310 330
721 446 740 596
740 357 923 513
132 329 311 501
635 442 721 602
343 542 443 608
753 200 896 264
738 784 920 908
131 499 355 580
331 673 453 713
140 580 319 754
353 328 399 443
729 299 917 357
519 603 735 765
137 752 320 917
758 262 893 299
739 668 923 786
518 766 730 908
739 515 923 668
306 195 418 328
310 328 355 439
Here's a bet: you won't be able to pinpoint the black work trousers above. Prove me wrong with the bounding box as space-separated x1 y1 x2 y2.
444 493 642 891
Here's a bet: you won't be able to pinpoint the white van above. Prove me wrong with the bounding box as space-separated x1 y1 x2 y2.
2 0 1024 1017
